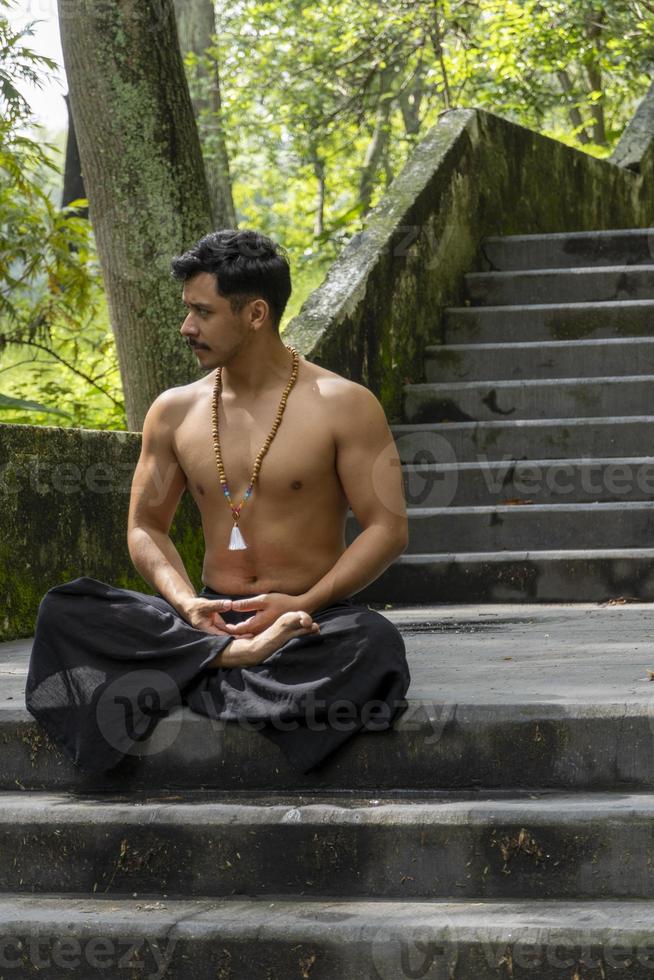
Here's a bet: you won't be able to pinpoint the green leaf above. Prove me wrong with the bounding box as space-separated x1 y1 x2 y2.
0 392 72 417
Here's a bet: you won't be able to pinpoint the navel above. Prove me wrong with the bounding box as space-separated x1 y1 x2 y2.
291 480 303 490
196 484 205 495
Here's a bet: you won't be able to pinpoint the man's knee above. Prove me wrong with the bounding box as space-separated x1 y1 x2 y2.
351 605 406 654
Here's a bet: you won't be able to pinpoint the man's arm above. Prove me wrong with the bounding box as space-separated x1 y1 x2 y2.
297 383 409 614
127 390 196 616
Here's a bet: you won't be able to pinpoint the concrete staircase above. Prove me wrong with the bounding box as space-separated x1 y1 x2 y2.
356 227 654 604
6 228 654 977
5 603 654 976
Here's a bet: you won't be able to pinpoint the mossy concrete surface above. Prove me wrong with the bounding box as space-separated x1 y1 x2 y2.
284 96 654 423
0 422 203 642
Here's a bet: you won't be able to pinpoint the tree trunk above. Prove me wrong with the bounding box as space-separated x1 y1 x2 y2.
398 62 425 137
585 61 607 145
358 70 395 214
556 69 592 144
430 13 451 110
61 93 88 216
58 0 213 430
173 0 237 227
584 9 607 145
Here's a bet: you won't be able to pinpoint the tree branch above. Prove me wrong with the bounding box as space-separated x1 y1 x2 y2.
4 337 123 407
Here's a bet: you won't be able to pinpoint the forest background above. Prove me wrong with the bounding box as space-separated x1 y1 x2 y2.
1 0 653 431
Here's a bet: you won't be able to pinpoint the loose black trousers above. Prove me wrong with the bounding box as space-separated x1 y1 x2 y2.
25 576 410 774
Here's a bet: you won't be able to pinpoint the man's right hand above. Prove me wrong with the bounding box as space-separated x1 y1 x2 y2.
179 597 255 639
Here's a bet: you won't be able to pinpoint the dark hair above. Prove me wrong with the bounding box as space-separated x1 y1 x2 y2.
171 229 292 330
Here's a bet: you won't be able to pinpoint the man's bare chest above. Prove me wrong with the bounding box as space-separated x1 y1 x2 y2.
173 393 341 506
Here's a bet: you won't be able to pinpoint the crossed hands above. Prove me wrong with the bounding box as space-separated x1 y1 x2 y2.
182 592 308 638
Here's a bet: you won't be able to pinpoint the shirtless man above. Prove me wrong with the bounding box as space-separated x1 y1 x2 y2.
126 229 409 668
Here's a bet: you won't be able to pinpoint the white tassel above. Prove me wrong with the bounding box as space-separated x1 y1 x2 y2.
229 524 247 550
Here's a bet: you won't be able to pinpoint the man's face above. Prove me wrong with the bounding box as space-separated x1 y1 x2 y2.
179 271 252 370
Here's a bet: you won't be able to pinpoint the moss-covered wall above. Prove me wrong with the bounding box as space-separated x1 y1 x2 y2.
0 423 204 641
284 102 654 423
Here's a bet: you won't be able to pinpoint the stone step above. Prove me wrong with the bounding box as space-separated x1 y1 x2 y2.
480 228 654 271
401 457 654 507
443 300 654 345
391 417 654 464
8 601 654 791
352 502 654 553
360 549 654 603
4 894 654 978
3 789 654 900
425 337 654 383
403 376 654 423
8 694 654 792
465 266 654 306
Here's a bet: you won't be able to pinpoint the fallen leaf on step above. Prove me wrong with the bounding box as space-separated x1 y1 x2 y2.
599 596 639 605
501 498 535 505
300 952 317 978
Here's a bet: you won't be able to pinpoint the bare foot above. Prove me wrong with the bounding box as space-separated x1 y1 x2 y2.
208 611 320 667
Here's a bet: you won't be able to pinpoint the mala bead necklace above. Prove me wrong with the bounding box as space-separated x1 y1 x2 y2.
211 345 300 551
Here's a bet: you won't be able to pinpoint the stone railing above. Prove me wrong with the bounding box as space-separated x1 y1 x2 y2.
284 84 654 423
611 81 654 173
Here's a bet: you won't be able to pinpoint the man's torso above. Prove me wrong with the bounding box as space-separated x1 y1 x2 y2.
170 357 351 596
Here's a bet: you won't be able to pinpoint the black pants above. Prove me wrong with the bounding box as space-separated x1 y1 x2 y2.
25 576 411 774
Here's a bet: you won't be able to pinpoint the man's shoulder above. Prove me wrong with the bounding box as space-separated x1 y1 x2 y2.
305 364 387 443
146 379 203 426
306 361 372 401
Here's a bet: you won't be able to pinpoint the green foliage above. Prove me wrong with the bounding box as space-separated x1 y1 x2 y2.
445 0 654 148
3 0 654 427
0 0 126 429
197 0 654 328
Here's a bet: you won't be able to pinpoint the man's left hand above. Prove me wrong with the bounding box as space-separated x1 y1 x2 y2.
223 593 308 636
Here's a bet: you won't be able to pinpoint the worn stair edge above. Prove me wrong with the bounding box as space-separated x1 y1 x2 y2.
2 894 654 980
443 300 654 345
467 264 654 280
464 266 654 306
360 550 654 604
426 337 654 352
348 502 654 553
425 337 654 382
5 791 654 899
480 228 654 271
4 697 654 792
403 375 654 423
401 456 654 507
390 417 654 463
406 373 654 392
